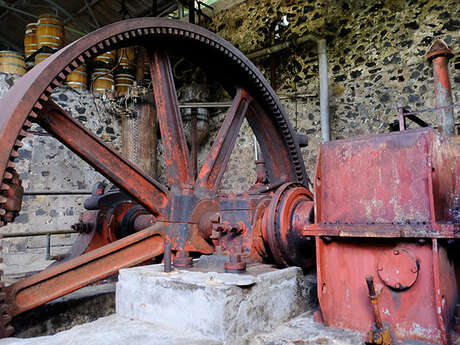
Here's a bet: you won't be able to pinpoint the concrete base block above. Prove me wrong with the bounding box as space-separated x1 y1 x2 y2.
116 263 315 345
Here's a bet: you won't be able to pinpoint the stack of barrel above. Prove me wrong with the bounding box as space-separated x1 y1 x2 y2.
25 14 65 66
91 50 115 94
114 47 136 95
89 47 137 95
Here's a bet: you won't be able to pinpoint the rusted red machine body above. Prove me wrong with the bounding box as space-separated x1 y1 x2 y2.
307 128 460 344
0 17 458 345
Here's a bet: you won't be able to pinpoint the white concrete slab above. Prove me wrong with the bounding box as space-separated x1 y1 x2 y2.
0 315 219 345
116 263 312 345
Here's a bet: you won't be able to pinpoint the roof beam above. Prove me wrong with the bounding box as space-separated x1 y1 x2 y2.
63 0 103 27
0 1 37 20
83 0 100 28
0 33 23 52
43 0 91 33
0 1 86 37
0 0 25 21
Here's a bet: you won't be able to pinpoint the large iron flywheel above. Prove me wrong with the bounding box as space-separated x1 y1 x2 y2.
0 18 310 337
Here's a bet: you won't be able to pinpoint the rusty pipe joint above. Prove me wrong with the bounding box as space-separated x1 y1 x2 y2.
426 39 455 136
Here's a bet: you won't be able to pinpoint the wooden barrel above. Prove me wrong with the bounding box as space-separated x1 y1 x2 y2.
91 68 114 94
24 23 38 58
35 52 52 65
116 47 135 69
36 14 64 50
94 50 115 67
66 65 87 89
0 51 26 75
115 71 135 94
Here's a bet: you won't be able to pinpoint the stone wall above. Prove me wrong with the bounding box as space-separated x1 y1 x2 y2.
0 74 122 282
209 0 459 179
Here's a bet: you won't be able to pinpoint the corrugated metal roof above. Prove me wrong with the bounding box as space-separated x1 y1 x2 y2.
0 0 179 52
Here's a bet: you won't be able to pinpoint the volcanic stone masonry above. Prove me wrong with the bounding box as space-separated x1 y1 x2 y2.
210 0 459 179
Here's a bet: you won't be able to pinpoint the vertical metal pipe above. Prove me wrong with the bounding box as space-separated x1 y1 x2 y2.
191 109 198 179
318 39 330 143
398 107 406 131
164 240 172 272
426 39 455 136
45 233 51 260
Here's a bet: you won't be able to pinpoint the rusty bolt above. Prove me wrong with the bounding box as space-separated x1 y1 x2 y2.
71 222 89 233
173 250 193 268
224 254 246 273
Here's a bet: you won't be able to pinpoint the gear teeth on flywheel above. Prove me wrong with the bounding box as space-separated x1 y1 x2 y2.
0 168 23 226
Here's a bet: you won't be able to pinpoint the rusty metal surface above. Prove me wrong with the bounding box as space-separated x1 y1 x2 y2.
316 239 457 344
36 100 168 217
313 128 459 232
426 39 455 136
310 128 460 345
376 248 419 290
262 183 314 267
0 17 310 336
6 226 164 317
149 49 193 189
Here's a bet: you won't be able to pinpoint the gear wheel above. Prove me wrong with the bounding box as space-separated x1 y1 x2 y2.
0 18 309 335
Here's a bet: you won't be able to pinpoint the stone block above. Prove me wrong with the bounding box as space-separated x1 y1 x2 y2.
116 263 315 345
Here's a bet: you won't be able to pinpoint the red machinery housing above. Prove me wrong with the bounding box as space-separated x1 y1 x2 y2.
308 128 459 344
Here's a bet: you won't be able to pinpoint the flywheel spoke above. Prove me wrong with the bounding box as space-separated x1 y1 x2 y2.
196 88 251 192
6 226 164 316
34 100 168 216
149 49 193 188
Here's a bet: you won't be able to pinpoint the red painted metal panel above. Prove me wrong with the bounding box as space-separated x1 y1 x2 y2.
316 239 456 344
315 128 459 229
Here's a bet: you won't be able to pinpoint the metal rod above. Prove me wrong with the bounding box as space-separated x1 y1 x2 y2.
164 239 172 272
0 0 24 21
397 103 459 116
24 190 92 195
63 0 103 24
365 274 383 329
246 34 318 60
84 0 100 28
427 39 455 136
318 39 330 143
46 233 51 259
191 109 198 179
179 101 231 108
4 230 77 238
398 107 406 131
253 135 259 161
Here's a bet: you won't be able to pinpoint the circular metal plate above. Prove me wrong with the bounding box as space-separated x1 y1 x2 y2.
377 248 419 290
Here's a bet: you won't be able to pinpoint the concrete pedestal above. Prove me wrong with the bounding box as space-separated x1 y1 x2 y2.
116 263 315 345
